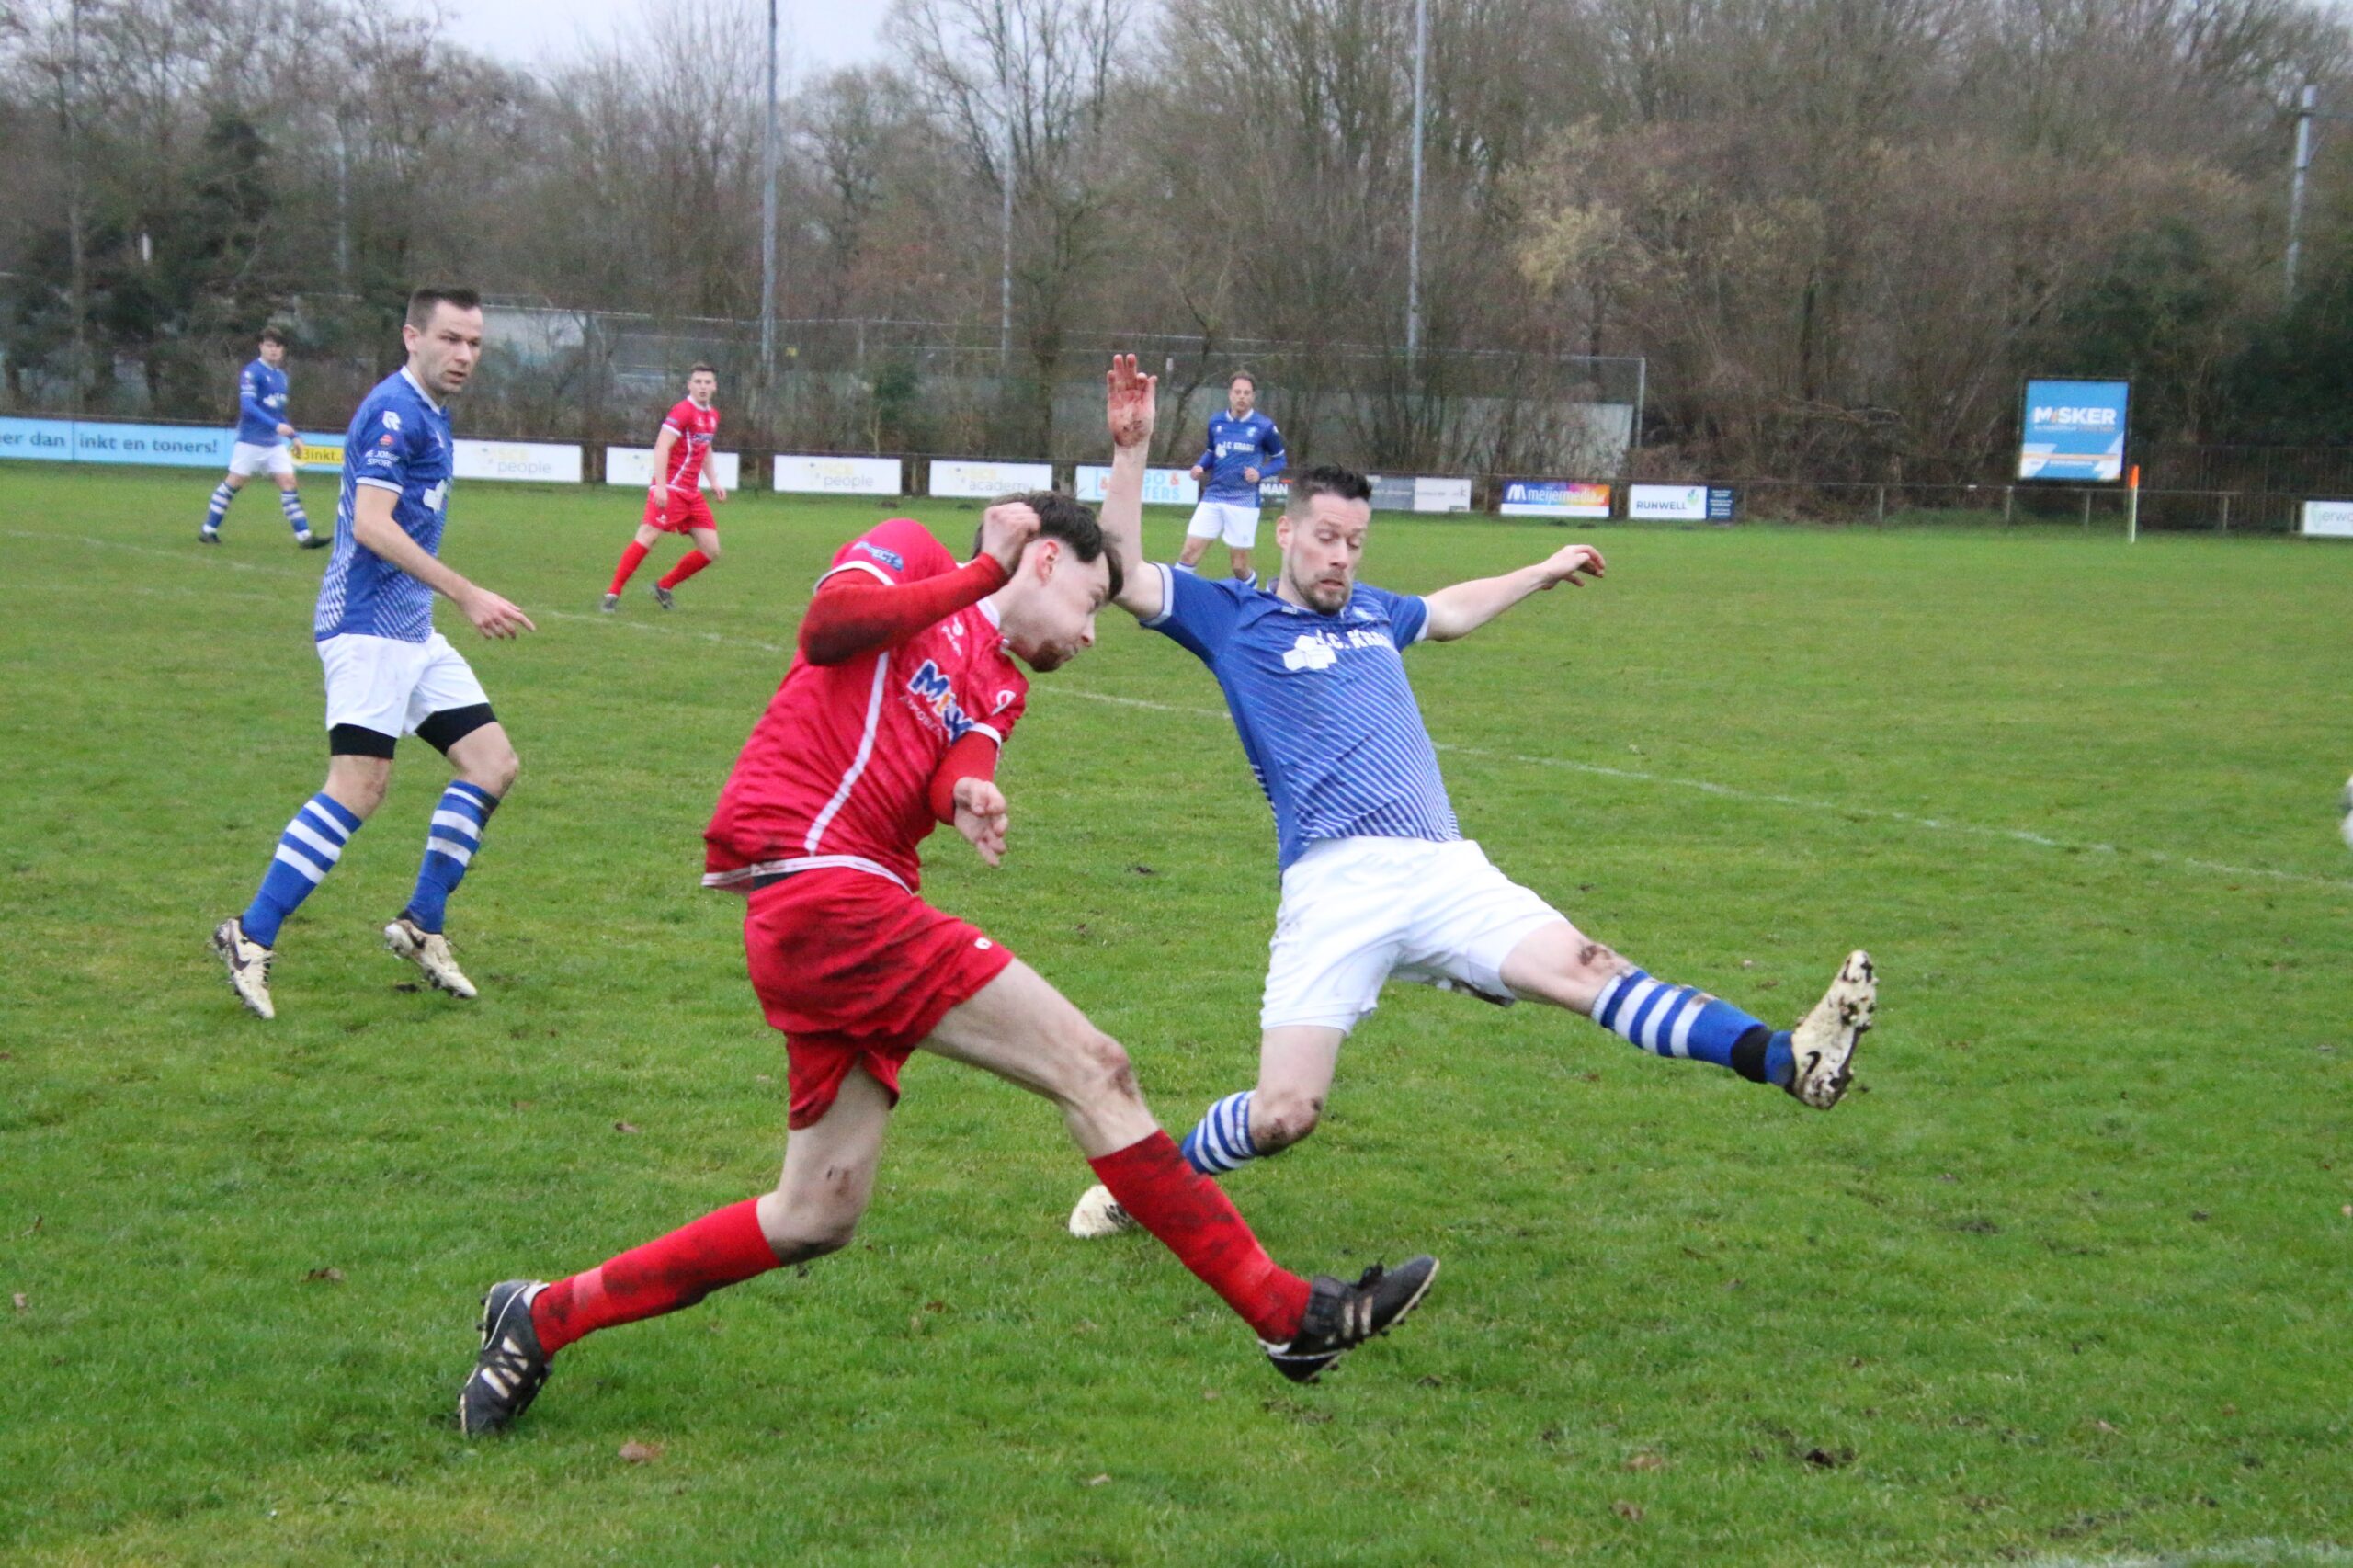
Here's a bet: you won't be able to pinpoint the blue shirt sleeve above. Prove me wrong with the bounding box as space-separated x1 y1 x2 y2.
1257 418 1287 478
1355 584 1429 649
1194 418 1216 472
352 400 413 494
1140 562 1245 664
240 367 274 429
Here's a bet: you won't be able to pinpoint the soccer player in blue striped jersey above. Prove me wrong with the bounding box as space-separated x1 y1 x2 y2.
1068 356 1875 1234
1176 372 1285 583
210 288 536 1019
199 327 323 549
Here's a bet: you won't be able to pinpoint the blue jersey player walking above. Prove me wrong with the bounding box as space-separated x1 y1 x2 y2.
211 288 536 1019
1178 371 1285 583
199 326 323 549
1069 357 1876 1237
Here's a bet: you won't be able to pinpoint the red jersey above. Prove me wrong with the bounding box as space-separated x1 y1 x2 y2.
658 398 720 493
704 517 1029 894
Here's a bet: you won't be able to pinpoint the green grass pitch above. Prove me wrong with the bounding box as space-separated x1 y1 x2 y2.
3 463 2350 1566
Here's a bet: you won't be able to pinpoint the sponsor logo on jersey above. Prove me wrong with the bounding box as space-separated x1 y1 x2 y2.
855 540 905 570
907 659 977 740
1281 627 1395 672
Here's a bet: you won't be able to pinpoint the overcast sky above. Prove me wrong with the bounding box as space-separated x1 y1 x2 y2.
435 0 891 79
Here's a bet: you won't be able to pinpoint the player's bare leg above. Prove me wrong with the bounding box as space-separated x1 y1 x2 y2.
461 1068 892 1435
1227 544 1255 582
384 723 517 1001
1499 921 1876 1109
1071 1023 1339 1236
931 960 1435 1381
211 754 390 1019
1176 531 1213 571
654 524 721 608
604 521 668 610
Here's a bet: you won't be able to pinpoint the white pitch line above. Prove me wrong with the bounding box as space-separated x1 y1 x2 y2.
40 528 2353 892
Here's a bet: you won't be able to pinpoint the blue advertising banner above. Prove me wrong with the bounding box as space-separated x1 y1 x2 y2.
0 417 75 461
2018 380 2129 482
73 421 233 468
0 416 235 469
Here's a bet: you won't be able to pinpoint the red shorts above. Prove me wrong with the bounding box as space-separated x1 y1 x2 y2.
644 489 715 534
742 869 1015 1130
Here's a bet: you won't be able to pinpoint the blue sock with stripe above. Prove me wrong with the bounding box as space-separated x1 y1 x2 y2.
402 781 497 934
241 792 363 947
279 488 312 538
1590 968 1794 1086
1180 1091 1257 1175
202 482 235 532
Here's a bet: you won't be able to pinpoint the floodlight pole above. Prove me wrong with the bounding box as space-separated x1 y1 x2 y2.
759 0 779 388
1405 0 1427 373
2288 84 2317 300
999 108 1015 369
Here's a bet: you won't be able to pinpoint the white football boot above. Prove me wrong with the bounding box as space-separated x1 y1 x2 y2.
210 916 276 1020
384 915 479 999
1786 950 1876 1109
1067 1182 1138 1239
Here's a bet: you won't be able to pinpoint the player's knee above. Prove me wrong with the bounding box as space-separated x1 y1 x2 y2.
701 538 722 562
468 747 520 798
1063 1028 1141 1111
1253 1086 1323 1151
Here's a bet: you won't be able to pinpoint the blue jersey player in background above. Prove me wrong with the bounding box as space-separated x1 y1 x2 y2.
1069 356 1877 1238
212 288 536 1021
1178 371 1285 583
199 326 322 548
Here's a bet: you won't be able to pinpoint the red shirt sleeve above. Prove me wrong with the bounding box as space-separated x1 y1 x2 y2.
798 520 1003 666
927 731 1002 823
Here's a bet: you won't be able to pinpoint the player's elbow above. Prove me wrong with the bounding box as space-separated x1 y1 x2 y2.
796 624 852 666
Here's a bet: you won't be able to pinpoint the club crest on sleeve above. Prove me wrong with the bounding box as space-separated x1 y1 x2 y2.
381 410 403 432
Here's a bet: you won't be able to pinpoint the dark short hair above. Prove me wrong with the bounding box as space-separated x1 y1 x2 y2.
1229 370 1256 391
689 362 716 377
976 492 1124 600
405 286 482 330
1289 462 1371 510
258 326 288 347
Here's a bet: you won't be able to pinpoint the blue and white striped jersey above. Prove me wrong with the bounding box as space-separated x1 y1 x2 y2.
237 358 290 445
1142 562 1460 870
1193 410 1286 504
314 368 453 644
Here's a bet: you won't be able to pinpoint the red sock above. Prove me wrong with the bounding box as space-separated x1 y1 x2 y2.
608 540 651 596
1088 1131 1310 1343
530 1198 779 1355
656 550 712 591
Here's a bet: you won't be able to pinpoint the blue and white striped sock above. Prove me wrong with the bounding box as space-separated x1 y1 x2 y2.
403 780 497 934
1180 1091 1257 1175
241 792 363 947
1590 968 1793 1086
279 489 312 537
202 482 235 532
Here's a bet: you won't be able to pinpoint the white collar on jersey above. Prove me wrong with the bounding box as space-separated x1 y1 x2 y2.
398 364 444 413
978 595 1004 629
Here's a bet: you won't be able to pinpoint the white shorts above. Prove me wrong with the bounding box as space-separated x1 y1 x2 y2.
228 440 295 480
1260 836 1570 1033
319 631 490 741
1186 500 1263 547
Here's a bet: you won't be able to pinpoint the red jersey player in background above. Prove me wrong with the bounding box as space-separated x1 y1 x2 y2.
602 363 727 611
460 358 1437 1434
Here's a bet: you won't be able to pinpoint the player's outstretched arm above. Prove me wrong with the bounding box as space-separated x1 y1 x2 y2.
1101 353 1165 621
1419 542 1605 642
351 486 536 639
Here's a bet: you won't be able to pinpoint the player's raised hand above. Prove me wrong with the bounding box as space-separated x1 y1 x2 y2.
978 500 1041 574
1106 353 1156 449
461 585 538 639
1536 543 1607 588
951 776 1011 867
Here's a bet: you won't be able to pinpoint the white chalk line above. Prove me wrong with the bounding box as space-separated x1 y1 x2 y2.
1971 1539 2353 1568
41 528 2353 893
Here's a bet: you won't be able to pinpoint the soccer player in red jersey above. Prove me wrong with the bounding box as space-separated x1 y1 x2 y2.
602 364 727 611
460 361 1437 1433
